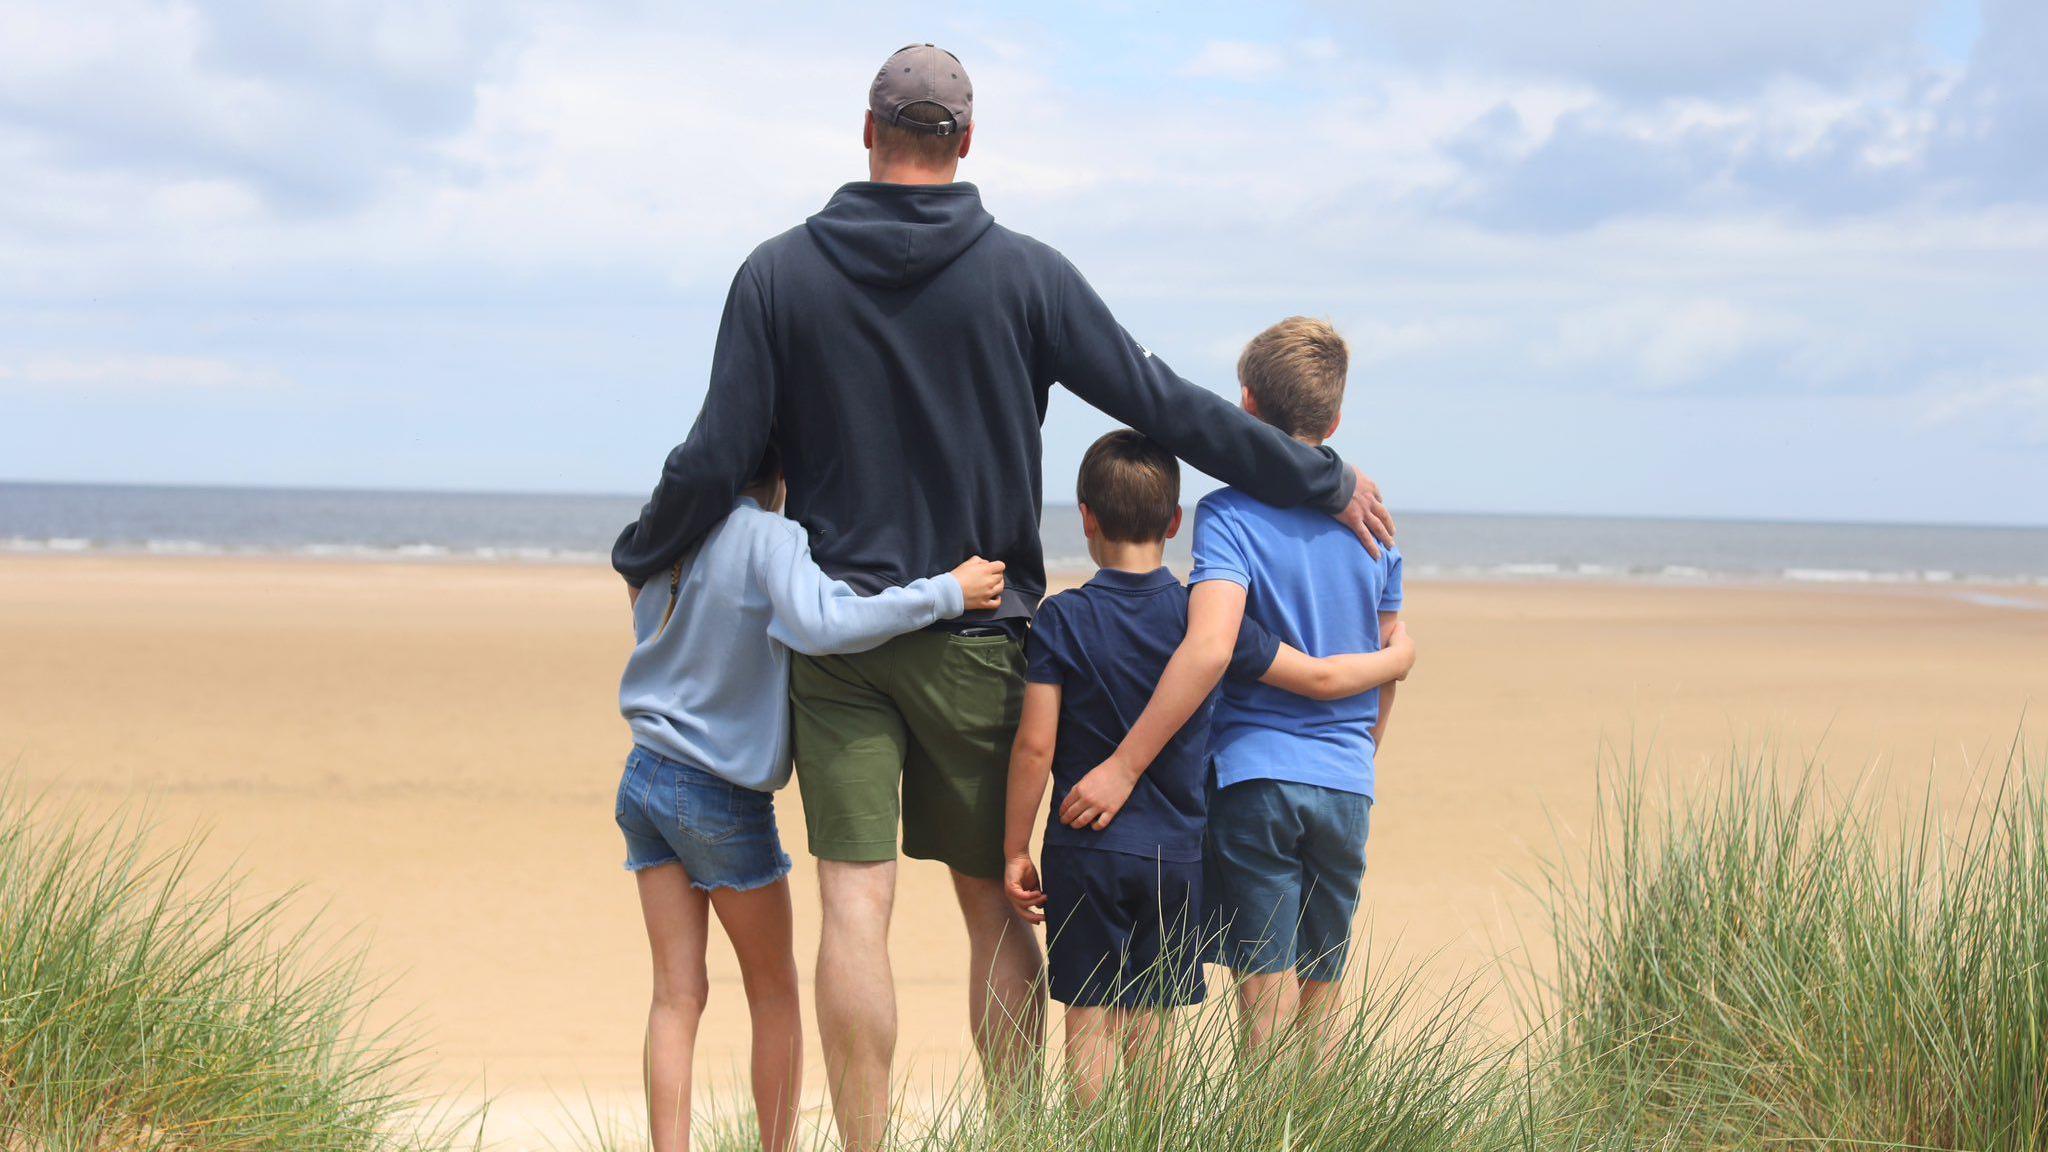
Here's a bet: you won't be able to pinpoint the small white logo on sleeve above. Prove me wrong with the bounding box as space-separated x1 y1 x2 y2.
1135 340 1153 359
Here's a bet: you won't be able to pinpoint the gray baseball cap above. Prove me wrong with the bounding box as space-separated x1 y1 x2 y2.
868 43 973 137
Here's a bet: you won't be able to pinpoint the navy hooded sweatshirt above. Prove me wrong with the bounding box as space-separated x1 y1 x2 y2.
612 182 1356 619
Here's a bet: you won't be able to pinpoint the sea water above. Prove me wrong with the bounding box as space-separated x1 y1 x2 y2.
4 481 2045 587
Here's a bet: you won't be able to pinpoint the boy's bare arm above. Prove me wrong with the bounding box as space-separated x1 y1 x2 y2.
1370 612 1401 749
1002 682 1061 924
1058 581 1247 831
1261 619 1415 701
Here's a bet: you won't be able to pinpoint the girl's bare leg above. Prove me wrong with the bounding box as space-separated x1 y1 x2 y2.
709 878 803 1152
637 864 713 1152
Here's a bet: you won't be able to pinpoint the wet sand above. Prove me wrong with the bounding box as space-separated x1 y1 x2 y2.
2 553 2043 1132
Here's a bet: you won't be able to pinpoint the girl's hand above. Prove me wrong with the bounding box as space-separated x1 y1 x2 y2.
950 556 1007 612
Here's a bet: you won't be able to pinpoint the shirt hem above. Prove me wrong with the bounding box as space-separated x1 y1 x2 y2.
625 733 787 793
1041 831 1202 864
1213 762 1374 800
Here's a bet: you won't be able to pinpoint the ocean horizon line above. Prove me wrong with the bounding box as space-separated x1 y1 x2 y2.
5 477 2045 535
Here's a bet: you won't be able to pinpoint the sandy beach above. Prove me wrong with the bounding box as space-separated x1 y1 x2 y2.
2 553 2043 1128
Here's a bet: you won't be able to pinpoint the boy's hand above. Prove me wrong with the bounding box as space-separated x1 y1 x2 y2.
950 556 1006 612
1004 852 1045 924
627 582 641 609
1060 758 1139 831
1385 620 1416 680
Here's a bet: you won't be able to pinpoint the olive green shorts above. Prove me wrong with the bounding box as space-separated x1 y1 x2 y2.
790 629 1025 880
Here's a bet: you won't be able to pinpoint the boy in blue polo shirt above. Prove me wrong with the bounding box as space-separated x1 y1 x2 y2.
1092 318 1401 1057
1002 430 1413 1105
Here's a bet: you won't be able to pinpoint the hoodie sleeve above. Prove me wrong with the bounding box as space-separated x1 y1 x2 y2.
611 263 778 587
1048 257 1355 514
752 518 966 656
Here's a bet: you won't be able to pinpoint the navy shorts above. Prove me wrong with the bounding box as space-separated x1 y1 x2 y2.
1205 779 1372 983
615 746 792 892
1044 846 1206 1009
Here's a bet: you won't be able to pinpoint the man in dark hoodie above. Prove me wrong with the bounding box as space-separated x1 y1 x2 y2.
612 43 1394 1148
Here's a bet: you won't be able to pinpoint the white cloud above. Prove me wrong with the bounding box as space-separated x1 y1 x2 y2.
0 353 289 393
1919 372 2048 444
1178 41 1289 82
1541 299 1808 389
0 0 509 213
1311 0 1931 95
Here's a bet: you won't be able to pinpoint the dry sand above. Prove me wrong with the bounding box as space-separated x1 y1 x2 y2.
2 553 2044 1130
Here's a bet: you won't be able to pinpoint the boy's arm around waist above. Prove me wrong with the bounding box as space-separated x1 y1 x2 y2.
1371 612 1402 750
1056 579 1246 832
1260 619 1415 701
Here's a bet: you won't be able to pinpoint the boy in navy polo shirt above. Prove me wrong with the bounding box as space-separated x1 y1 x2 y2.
1088 318 1402 1058
1002 430 1414 1105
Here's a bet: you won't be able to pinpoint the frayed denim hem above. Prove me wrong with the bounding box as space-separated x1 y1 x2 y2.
623 853 793 893
690 857 793 894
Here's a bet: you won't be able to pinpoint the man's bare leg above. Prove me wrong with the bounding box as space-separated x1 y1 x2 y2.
816 859 898 1152
951 870 1045 1101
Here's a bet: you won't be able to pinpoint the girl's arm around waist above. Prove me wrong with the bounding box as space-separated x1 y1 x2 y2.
753 519 1006 656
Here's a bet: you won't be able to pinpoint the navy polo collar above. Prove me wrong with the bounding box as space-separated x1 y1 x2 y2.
1084 566 1180 593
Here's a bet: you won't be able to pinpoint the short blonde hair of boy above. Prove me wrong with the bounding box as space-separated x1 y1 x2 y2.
1237 317 1349 440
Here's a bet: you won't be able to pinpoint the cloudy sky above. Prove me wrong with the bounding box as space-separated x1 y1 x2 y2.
2 0 2043 524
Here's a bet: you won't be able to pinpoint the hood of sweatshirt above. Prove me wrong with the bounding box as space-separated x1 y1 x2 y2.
805 182 996 289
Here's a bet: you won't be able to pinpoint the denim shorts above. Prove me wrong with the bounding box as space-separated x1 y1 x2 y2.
1205 778 1372 983
1044 846 1206 1009
615 746 792 892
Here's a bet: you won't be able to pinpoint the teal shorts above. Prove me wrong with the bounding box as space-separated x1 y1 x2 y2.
1205 778 1372 983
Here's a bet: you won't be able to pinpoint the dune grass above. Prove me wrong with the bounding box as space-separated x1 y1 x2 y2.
564 949 1548 1152
7 735 2044 1151
1538 736 2048 1149
616 735 2048 1152
0 788 452 1152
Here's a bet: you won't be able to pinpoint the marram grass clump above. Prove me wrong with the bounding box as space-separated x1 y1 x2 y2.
0 788 452 1152
1540 738 2048 1149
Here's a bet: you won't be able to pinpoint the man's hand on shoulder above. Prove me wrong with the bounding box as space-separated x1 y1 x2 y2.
1336 466 1395 558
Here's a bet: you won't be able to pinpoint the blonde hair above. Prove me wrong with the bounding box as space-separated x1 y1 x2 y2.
1237 317 1349 440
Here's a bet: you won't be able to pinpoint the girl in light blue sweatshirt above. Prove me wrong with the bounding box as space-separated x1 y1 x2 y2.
616 444 1004 1152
